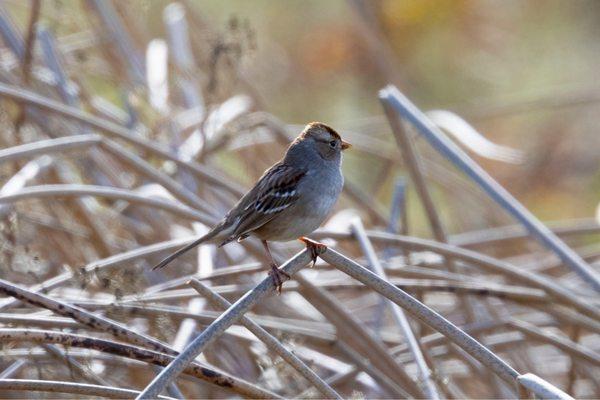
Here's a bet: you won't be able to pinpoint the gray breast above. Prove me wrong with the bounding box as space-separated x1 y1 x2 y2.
255 164 343 242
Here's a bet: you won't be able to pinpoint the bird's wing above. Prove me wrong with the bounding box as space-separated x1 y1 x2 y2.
152 164 304 269
222 162 306 243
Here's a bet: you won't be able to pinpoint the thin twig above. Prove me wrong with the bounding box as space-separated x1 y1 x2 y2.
0 379 175 399
13 0 41 131
20 1 41 84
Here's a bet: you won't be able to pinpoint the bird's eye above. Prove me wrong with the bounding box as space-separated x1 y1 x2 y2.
329 140 336 148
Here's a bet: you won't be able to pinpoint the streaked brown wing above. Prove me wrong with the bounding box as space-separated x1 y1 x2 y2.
222 162 306 242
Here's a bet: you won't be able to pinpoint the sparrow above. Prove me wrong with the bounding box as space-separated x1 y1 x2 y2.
153 122 350 292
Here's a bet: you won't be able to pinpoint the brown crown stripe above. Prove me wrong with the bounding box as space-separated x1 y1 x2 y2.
303 122 341 140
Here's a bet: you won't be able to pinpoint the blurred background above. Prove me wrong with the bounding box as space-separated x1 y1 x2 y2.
178 0 600 223
196 0 600 224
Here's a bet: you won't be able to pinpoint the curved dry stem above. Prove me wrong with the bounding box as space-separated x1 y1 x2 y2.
314 230 599 319
380 85 600 292
517 373 575 400
0 135 216 215
188 278 342 399
0 135 101 163
509 319 600 366
0 184 213 223
450 218 600 248
0 278 277 399
0 82 245 197
136 250 313 399
100 278 547 306
0 329 280 399
98 139 214 214
0 379 175 399
320 248 521 387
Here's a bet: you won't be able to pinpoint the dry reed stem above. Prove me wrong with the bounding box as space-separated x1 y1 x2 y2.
380 85 600 292
0 184 213 223
0 379 176 399
188 278 342 399
509 319 600 366
294 272 422 397
319 248 521 386
0 82 245 197
517 373 575 400
0 5 596 397
0 328 279 399
136 250 313 399
316 230 599 319
351 217 440 399
0 278 277 398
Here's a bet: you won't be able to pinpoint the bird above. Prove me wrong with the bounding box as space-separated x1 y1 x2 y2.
153 122 350 293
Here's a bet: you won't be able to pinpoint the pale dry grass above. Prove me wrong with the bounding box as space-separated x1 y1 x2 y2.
0 2 598 399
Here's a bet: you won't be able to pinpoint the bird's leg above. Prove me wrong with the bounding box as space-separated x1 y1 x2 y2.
298 237 327 267
262 240 290 294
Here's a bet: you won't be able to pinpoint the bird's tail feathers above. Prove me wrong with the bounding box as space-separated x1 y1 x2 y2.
152 230 217 270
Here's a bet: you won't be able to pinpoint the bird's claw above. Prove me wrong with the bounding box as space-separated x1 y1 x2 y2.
299 237 327 267
268 263 290 295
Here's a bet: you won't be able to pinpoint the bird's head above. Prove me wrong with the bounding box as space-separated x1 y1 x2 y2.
289 122 351 162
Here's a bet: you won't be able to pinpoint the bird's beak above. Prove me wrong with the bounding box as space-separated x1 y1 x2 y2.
341 140 352 151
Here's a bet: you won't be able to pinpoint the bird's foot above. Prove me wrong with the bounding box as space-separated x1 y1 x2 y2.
268 263 290 295
299 237 327 267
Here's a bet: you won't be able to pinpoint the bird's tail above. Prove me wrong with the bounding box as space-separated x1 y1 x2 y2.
152 230 216 270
